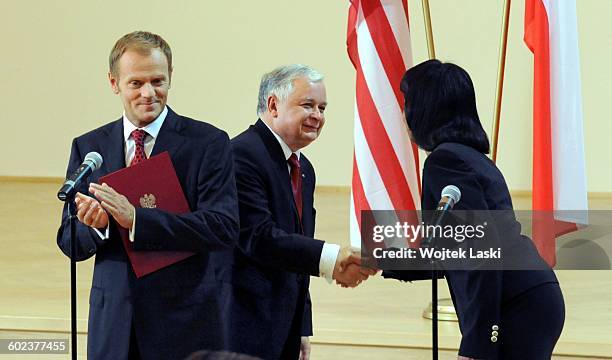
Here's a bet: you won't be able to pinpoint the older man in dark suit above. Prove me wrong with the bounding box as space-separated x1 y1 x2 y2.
56 31 239 360
229 65 375 360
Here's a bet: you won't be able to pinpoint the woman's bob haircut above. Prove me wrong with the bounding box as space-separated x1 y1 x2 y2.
400 59 490 154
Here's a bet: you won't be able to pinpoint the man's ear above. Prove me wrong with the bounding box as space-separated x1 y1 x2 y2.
267 95 279 117
168 67 173 89
108 72 120 94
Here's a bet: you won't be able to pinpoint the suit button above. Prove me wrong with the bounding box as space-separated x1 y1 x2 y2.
492 331 499 336
492 325 499 331
491 336 498 343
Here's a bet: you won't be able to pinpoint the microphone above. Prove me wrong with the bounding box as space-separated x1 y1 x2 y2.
422 185 461 247
436 185 461 212
57 152 103 201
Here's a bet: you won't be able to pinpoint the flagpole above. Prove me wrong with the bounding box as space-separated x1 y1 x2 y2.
491 0 512 163
422 0 436 59
421 2 440 358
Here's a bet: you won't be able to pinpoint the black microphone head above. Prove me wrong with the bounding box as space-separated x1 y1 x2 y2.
57 152 103 202
84 152 103 170
441 185 461 204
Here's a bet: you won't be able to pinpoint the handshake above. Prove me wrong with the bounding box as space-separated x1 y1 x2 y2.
332 246 378 288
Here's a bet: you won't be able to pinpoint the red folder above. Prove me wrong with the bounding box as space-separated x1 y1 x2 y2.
99 151 195 278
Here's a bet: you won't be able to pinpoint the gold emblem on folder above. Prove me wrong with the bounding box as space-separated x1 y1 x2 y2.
139 194 157 209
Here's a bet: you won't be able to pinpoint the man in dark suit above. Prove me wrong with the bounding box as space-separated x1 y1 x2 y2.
56 31 239 360
229 65 375 360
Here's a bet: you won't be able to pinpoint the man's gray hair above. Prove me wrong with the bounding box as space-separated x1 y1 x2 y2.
257 64 324 117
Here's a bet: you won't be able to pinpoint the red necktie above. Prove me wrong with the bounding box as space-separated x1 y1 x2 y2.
130 129 147 166
288 153 303 221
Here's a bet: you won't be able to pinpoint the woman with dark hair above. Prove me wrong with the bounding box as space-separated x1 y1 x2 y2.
385 60 565 359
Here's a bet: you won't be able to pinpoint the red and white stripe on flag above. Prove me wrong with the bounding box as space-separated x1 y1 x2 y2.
347 0 421 248
524 0 588 266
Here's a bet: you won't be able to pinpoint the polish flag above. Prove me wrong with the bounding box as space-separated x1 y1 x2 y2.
524 0 588 266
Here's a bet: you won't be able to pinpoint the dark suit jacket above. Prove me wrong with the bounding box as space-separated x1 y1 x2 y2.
385 142 558 359
56 107 239 360
228 120 324 359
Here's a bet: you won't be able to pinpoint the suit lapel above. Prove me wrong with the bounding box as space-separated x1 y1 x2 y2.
150 107 185 158
102 119 126 174
253 120 302 227
300 158 315 235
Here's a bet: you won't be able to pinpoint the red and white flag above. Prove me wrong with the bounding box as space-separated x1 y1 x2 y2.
347 0 420 248
524 0 588 266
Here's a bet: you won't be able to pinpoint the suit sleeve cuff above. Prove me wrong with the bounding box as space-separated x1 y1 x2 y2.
129 210 136 242
93 224 110 240
319 243 340 283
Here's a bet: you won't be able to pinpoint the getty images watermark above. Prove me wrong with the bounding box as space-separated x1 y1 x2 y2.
360 210 612 271
371 220 501 261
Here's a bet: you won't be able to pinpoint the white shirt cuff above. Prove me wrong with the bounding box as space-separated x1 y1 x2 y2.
93 224 110 240
129 211 136 242
319 243 340 284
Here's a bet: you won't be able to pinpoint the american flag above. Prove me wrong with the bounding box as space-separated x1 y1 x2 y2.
347 0 421 248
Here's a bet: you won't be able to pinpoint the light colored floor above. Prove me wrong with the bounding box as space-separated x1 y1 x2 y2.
0 180 611 359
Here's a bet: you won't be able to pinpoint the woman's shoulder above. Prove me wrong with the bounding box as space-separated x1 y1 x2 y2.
426 143 475 168
427 142 494 172
426 142 512 210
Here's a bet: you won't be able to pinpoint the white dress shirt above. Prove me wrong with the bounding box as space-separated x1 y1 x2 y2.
262 122 340 283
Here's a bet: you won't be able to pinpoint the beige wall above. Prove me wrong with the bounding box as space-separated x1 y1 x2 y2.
1 0 610 192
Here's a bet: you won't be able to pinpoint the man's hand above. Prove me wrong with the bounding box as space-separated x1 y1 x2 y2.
89 183 135 230
299 336 311 360
74 192 109 229
332 246 377 288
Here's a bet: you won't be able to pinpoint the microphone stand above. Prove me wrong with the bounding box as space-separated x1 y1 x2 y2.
423 186 459 360
66 196 78 360
429 242 439 360
57 153 102 359
424 205 451 360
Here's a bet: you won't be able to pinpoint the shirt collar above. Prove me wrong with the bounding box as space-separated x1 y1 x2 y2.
122 106 168 142
262 120 301 161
